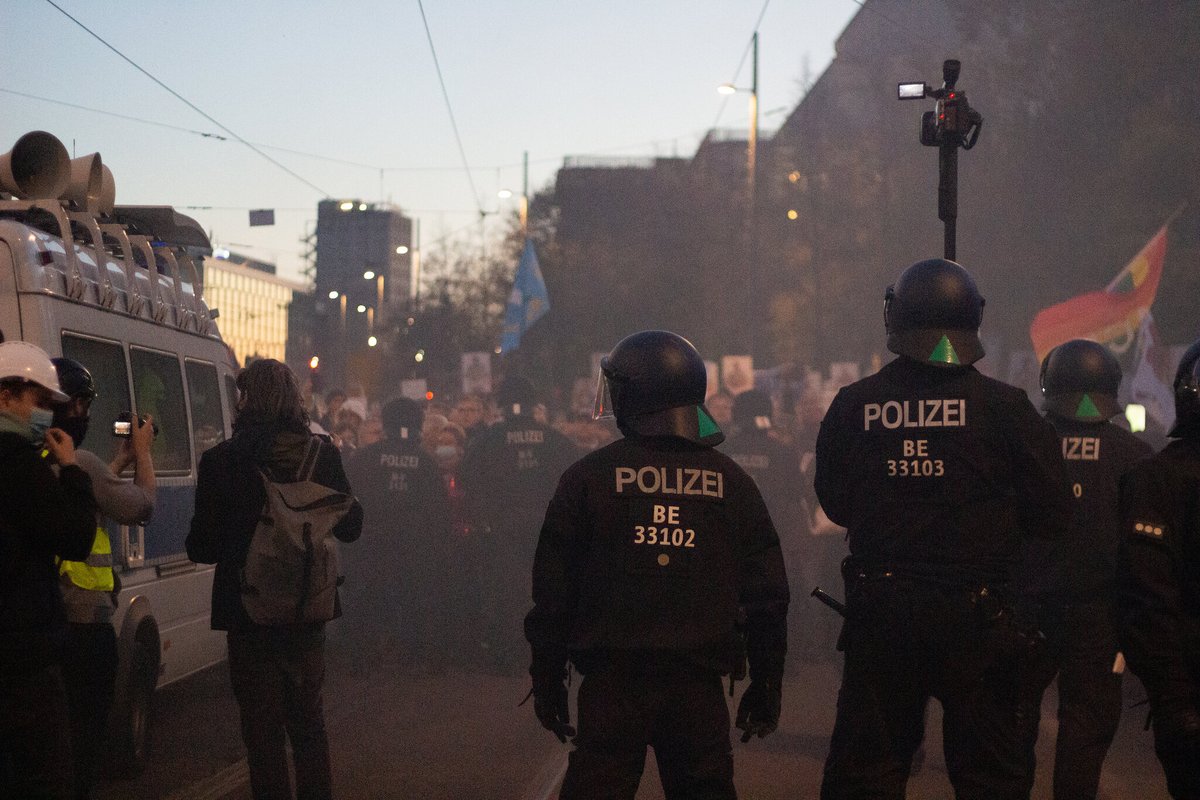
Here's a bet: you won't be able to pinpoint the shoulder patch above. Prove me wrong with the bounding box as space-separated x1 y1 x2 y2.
1132 521 1166 540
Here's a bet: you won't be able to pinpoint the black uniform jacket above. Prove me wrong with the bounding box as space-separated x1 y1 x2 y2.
1021 415 1151 601
186 419 363 631
525 434 790 679
0 430 96 675
345 435 449 539
722 428 804 532
1119 438 1200 706
815 357 1072 586
343 436 449 591
460 414 579 533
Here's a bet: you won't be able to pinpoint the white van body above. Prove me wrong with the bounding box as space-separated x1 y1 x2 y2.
0 185 238 773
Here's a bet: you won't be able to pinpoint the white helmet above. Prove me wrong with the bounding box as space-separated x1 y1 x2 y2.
0 341 69 402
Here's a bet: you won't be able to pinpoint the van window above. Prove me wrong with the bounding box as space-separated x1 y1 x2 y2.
185 360 225 458
224 374 239 423
130 347 192 474
60 333 131 457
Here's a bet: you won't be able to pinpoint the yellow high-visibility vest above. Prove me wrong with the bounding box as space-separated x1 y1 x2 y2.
59 526 114 593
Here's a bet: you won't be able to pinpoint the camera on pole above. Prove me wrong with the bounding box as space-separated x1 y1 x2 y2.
897 59 984 260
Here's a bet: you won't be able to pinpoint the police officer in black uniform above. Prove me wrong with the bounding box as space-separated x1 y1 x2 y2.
525 331 790 800
461 375 578 668
344 398 449 664
1119 339 1200 799
1018 339 1152 799
815 259 1073 800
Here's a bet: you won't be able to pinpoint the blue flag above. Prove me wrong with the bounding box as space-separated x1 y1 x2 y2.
500 239 550 353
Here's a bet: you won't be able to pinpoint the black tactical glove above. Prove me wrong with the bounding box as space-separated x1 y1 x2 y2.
735 679 781 742
531 666 576 743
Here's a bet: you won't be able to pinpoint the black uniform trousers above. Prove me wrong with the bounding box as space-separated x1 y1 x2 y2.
61 622 118 800
821 576 1026 800
1151 701 1200 800
227 626 332 800
560 662 734 800
0 663 73 800
1017 600 1122 800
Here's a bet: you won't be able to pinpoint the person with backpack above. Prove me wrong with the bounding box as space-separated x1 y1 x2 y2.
186 359 362 800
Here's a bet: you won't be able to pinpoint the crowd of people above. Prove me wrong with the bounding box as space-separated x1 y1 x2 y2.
8 258 1200 800
300 372 847 677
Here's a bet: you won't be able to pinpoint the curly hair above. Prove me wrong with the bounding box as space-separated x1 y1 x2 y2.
234 359 309 430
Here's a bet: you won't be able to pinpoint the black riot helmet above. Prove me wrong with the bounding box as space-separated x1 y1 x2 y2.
884 258 985 366
496 374 536 417
1169 338 1200 438
1040 339 1122 421
51 357 97 447
732 388 773 431
593 330 723 446
381 397 422 440
51 357 97 401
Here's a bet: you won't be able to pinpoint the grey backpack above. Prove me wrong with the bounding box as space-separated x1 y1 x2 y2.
241 436 353 625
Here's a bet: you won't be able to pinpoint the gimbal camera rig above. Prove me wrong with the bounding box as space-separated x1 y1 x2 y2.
898 59 983 260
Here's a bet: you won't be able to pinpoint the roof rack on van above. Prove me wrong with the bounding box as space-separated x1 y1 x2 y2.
0 131 218 336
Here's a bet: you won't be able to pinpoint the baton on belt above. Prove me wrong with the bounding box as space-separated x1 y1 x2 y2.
811 586 846 617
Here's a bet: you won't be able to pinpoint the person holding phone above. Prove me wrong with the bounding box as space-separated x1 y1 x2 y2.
51 357 155 800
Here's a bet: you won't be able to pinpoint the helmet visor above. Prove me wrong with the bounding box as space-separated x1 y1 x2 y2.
592 370 615 420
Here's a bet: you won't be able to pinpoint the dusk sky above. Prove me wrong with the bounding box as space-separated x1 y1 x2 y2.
4 1 860 282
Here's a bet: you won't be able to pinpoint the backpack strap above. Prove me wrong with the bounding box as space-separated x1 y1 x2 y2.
295 435 323 482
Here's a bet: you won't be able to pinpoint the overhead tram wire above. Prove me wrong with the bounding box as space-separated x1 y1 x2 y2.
415 0 485 221
5 86 711 183
43 0 332 198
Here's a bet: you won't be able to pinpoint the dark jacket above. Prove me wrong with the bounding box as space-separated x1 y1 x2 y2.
343 434 449 594
525 434 790 680
815 357 1073 586
1020 415 1152 601
459 414 579 532
186 419 363 631
722 428 804 538
1119 438 1200 708
0 430 97 675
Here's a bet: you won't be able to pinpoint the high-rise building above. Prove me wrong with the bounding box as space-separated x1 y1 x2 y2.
312 199 415 391
201 251 306 367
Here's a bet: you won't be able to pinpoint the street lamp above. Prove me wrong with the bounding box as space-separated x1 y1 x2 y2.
716 32 758 210
497 151 532 235
716 31 760 356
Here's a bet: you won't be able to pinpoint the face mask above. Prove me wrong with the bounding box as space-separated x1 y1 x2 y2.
57 416 89 448
435 445 460 464
28 407 54 446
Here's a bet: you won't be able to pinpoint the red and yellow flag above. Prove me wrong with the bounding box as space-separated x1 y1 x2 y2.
1029 225 1168 362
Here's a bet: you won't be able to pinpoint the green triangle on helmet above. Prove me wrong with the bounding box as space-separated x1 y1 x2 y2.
928 335 961 365
1075 393 1103 420
697 406 720 438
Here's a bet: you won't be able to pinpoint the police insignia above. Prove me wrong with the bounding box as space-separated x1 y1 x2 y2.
1133 521 1165 539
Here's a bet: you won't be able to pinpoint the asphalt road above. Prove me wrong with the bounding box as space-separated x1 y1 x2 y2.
95 636 1168 800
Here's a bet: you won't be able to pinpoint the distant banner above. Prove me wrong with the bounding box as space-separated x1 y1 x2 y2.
721 356 754 395
1129 314 1176 431
461 352 492 396
1030 225 1168 361
400 378 427 401
500 239 550 353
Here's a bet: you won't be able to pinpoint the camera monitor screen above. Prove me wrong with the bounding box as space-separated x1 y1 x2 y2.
898 82 927 100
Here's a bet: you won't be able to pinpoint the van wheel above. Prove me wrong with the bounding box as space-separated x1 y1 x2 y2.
111 638 157 776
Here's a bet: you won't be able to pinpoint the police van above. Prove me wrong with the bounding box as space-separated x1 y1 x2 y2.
0 131 238 773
